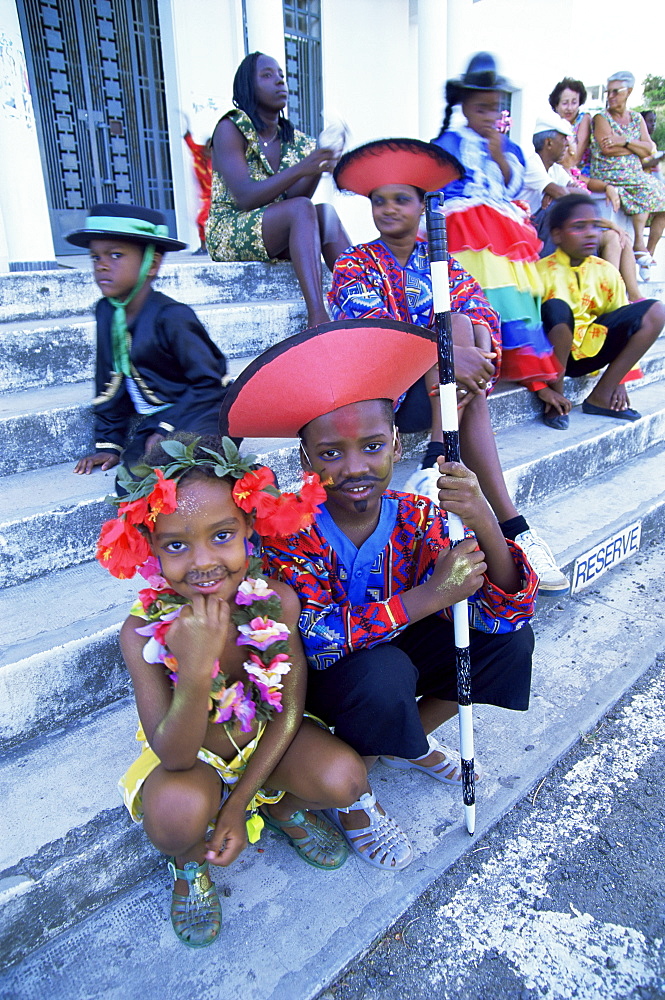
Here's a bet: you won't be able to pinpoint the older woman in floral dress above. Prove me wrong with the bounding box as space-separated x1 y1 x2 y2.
591 70 665 272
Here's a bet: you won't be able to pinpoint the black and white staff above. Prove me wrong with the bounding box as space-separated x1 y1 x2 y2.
425 191 476 835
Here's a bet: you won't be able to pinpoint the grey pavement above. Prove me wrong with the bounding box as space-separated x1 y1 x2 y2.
320 651 665 1000
1 534 663 1000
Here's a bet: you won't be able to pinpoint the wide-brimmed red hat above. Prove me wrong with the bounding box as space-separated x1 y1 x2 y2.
333 138 463 198
219 319 437 439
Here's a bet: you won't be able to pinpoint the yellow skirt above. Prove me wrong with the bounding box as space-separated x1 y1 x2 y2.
118 724 284 823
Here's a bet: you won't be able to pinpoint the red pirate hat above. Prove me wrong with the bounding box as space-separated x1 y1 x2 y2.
219 319 437 439
333 138 463 197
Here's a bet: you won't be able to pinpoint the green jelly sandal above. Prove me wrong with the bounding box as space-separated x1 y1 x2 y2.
260 808 348 870
167 858 222 948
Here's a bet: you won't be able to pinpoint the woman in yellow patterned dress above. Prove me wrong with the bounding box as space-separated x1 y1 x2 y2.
207 52 350 326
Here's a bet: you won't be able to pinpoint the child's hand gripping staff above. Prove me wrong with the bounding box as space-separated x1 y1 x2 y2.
425 191 476 834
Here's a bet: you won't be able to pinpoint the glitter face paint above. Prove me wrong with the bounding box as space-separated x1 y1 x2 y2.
151 478 253 602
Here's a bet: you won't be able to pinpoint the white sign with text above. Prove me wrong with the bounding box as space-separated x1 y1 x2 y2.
571 521 642 594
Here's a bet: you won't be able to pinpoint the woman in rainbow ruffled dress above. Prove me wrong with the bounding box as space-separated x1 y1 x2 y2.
432 53 562 404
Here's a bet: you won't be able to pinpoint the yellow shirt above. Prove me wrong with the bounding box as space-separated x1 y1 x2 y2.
536 248 628 360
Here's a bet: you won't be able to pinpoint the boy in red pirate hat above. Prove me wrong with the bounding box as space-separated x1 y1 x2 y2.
67 204 229 477
220 319 537 870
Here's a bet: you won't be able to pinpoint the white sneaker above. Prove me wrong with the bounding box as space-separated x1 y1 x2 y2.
402 465 440 505
514 528 569 597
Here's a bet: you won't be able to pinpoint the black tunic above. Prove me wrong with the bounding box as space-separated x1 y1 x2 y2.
92 289 228 458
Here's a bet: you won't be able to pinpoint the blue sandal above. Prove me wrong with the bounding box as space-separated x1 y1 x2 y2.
260 808 348 870
167 858 222 948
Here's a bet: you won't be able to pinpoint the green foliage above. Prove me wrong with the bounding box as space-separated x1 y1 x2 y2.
109 435 261 506
650 108 665 151
643 75 665 107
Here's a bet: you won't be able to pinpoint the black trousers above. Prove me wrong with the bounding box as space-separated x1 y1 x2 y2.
306 616 535 759
541 298 656 377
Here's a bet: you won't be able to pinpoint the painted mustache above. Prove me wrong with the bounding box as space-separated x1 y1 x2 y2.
185 568 231 584
327 476 382 492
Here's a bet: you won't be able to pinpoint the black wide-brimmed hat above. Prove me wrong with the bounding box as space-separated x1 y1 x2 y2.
219 319 437 439
447 52 509 94
66 203 187 251
334 138 463 197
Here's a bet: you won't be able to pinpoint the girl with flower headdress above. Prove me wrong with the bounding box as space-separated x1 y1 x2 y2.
102 434 367 949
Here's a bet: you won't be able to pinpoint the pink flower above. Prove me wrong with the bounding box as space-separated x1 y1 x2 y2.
253 679 284 711
211 681 245 723
235 577 277 605
244 652 291 688
234 691 257 732
236 617 289 651
138 556 169 590
135 607 181 663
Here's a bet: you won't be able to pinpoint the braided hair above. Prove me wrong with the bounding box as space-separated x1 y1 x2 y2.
434 81 466 140
232 51 295 143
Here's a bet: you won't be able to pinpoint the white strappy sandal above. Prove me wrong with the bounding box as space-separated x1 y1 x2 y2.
323 790 413 871
380 733 483 784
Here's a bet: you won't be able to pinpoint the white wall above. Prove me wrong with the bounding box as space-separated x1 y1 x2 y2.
446 0 663 152
161 0 246 248
320 0 420 243
5 0 663 262
0 2 55 266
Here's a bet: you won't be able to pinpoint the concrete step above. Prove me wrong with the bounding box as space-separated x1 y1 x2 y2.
0 561 135 750
487 335 665 432
0 259 315 323
0 355 252 476
0 425 428 587
3 429 664 755
0 258 656 323
0 299 307 394
495 379 665 509
3 334 664 478
1 538 663 985
3 376 664 586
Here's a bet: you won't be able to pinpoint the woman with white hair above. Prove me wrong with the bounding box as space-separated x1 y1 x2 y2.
591 70 665 272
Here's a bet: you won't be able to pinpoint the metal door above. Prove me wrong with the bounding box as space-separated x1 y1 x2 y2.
17 0 175 254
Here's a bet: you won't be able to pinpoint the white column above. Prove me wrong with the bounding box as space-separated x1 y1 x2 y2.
0 3 55 265
244 0 286 68
417 0 448 142
158 0 245 248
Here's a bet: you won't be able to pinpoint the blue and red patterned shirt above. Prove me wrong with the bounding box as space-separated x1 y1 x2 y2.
262 491 537 671
328 239 502 383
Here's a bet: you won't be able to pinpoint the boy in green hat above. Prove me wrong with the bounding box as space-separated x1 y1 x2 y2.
67 203 229 476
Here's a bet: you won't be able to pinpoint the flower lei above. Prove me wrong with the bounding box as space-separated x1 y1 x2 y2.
94 435 327 730
131 554 292 732
96 436 326 580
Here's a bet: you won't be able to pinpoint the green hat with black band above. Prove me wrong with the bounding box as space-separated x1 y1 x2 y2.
65 203 187 252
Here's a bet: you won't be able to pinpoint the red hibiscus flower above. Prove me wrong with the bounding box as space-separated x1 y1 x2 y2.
146 469 178 523
96 518 151 579
118 496 150 526
233 466 278 516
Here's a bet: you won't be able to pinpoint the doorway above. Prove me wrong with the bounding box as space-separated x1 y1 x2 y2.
17 0 175 254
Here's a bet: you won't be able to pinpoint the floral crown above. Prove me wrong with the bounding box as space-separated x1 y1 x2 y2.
96 436 326 579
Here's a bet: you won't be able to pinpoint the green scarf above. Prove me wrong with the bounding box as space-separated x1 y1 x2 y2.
108 244 156 377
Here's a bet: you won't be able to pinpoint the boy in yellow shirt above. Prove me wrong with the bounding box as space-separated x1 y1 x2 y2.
534 194 664 429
